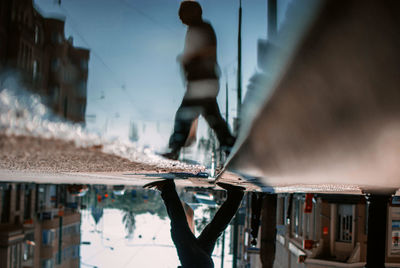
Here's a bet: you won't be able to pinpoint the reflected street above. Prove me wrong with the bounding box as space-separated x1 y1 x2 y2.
0 182 236 267
1 182 400 267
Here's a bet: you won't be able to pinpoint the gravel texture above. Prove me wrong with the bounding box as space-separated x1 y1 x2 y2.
0 134 200 174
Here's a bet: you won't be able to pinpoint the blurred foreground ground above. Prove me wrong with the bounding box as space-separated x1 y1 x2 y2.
0 134 260 191
0 134 370 194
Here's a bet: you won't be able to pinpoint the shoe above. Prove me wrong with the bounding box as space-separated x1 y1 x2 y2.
143 179 175 192
159 149 180 160
220 137 236 155
216 182 246 192
219 145 234 156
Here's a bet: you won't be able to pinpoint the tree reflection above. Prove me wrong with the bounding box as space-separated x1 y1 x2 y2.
122 210 136 238
195 206 217 232
84 186 168 238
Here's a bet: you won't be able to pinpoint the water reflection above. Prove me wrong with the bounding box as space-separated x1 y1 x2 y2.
84 184 168 239
1 181 400 267
0 182 237 267
0 183 81 268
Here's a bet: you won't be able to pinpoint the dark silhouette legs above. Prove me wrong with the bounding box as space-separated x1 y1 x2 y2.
196 189 244 255
148 180 244 268
168 98 235 153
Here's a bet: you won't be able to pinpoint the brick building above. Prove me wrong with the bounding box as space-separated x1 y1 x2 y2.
0 0 90 123
0 183 82 268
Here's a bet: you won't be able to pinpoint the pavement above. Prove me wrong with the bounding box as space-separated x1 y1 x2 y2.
0 134 383 195
0 134 259 191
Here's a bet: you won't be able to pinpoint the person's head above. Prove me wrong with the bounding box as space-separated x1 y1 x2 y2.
179 1 202 25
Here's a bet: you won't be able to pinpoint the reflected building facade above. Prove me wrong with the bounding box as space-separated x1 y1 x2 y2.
0 0 90 123
273 194 400 267
231 193 400 267
0 183 82 268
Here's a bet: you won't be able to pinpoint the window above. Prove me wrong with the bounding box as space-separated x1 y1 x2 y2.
10 244 21 268
80 59 88 70
41 259 54 268
35 25 40 44
51 32 62 44
80 103 86 116
1 185 10 223
78 81 87 98
51 58 60 71
390 207 400 255
72 245 80 259
63 97 68 118
79 81 87 92
53 86 60 104
277 197 285 225
32 60 39 80
19 42 32 70
24 187 32 220
292 197 303 238
16 184 21 211
18 42 24 68
23 233 34 262
392 220 400 254
62 223 81 237
42 229 56 246
336 204 353 242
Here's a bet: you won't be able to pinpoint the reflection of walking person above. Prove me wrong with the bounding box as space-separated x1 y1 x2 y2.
144 179 244 268
163 1 235 160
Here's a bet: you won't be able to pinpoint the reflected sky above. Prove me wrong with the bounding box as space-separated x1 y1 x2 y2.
81 209 180 267
80 185 231 267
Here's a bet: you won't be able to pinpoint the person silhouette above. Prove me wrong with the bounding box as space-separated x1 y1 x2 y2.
143 179 244 268
162 1 235 160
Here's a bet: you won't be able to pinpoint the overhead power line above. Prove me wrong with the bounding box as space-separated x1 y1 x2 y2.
58 5 126 90
57 3 146 115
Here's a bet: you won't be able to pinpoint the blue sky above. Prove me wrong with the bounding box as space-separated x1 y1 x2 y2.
34 0 289 148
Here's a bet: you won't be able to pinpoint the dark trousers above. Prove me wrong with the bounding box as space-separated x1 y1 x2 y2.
168 97 235 151
161 185 243 268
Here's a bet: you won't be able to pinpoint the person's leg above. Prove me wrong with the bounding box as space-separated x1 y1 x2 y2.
152 180 213 268
196 183 244 256
202 98 235 147
157 180 192 231
168 98 201 155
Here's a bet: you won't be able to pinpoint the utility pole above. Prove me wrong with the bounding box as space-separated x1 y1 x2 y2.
258 2 279 268
260 195 277 268
233 1 243 266
268 0 277 39
221 231 226 268
225 79 229 123
365 194 391 268
232 212 240 268
236 0 242 125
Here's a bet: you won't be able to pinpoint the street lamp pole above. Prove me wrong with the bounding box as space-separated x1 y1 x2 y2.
236 0 242 129
225 79 229 124
233 3 243 266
